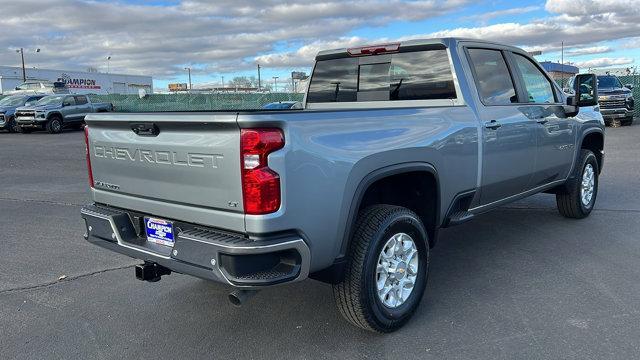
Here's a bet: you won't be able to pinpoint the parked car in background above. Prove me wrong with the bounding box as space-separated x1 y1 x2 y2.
5 80 70 96
0 95 45 133
568 74 634 125
80 38 604 333
262 101 304 110
15 94 113 134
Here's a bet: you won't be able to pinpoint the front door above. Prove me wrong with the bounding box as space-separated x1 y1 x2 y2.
466 48 537 205
508 52 576 186
62 96 79 121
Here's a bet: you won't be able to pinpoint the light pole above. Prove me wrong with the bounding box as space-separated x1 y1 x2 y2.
291 73 295 93
257 63 262 91
15 48 41 82
106 56 111 74
273 76 279 92
221 76 225 89
184 67 192 90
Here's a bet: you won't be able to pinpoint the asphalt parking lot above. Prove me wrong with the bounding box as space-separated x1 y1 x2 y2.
1 123 639 360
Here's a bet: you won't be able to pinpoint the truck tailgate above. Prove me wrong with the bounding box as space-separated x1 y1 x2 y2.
85 114 244 216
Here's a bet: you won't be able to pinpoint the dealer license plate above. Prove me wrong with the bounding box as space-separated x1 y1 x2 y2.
144 217 175 247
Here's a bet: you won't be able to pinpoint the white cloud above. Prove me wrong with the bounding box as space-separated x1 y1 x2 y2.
0 0 468 79
566 46 612 56
1 0 639 79
465 6 541 24
574 57 634 68
257 0 640 68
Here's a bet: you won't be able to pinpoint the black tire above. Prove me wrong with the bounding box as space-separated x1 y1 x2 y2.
6 117 18 133
19 127 32 134
333 205 429 333
621 117 634 126
556 149 599 219
46 116 63 134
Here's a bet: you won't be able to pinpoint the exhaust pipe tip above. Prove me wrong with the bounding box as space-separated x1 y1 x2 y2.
228 289 258 307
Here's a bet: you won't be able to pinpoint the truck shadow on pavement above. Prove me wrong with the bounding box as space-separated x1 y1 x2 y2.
144 202 628 358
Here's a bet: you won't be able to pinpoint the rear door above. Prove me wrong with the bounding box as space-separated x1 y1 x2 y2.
86 114 244 214
508 52 575 186
465 47 537 206
74 96 92 121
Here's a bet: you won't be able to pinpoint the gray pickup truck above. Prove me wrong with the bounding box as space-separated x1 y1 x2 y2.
0 94 45 132
81 38 604 333
568 74 634 126
15 94 112 134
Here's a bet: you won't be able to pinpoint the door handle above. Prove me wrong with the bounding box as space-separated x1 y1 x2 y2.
536 118 549 125
484 120 502 130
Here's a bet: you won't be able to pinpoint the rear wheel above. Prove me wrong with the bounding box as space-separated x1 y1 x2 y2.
333 205 429 333
621 117 634 126
19 127 32 134
556 149 599 219
46 116 63 134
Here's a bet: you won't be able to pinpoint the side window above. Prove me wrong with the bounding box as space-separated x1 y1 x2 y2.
513 54 556 103
467 48 517 105
74 96 88 105
64 96 76 106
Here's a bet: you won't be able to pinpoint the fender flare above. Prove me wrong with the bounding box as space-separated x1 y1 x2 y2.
47 112 64 123
575 128 605 174
337 162 440 258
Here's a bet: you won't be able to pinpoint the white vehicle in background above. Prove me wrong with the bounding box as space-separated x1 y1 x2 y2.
4 80 69 96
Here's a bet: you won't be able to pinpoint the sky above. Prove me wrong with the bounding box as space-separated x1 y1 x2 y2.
0 0 639 91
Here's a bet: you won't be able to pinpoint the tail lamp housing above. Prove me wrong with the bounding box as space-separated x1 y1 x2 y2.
84 126 94 188
240 128 284 214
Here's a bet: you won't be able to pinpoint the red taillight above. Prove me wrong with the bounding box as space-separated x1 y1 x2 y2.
84 126 94 188
240 128 284 215
347 43 400 57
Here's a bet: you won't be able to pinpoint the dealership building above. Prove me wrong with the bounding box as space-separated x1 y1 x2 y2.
0 66 153 95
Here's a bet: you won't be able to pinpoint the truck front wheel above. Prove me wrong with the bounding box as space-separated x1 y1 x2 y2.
46 116 63 134
556 149 599 219
7 116 18 133
333 205 429 333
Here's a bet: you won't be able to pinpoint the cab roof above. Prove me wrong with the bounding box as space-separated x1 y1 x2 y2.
315 37 527 60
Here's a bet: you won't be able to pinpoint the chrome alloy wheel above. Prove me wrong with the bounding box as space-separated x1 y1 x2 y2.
375 233 419 308
581 164 595 207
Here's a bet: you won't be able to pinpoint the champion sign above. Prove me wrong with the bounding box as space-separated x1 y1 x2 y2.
57 73 102 90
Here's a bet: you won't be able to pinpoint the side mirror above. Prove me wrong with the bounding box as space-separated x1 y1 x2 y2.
625 83 634 90
573 73 598 107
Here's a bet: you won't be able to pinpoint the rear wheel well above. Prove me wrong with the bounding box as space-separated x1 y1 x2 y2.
358 171 438 247
581 132 604 171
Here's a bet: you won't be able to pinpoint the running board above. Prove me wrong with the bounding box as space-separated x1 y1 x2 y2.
445 210 475 227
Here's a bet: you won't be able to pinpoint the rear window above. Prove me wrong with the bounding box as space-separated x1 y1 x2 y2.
307 49 457 103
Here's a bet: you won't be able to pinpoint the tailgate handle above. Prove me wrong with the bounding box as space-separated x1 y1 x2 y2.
131 123 160 136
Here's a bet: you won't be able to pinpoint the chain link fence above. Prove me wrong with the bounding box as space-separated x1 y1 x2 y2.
0 93 304 112
90 93 304 112
1 76 637 117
